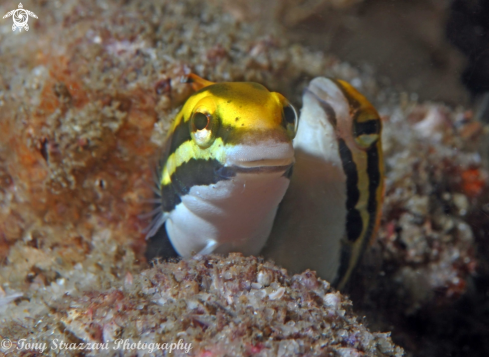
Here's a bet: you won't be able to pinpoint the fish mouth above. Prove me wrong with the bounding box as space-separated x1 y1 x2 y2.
233 158 293 168
231 157 294 173
216 160 293 179
233 162 293 174
223 141 294 177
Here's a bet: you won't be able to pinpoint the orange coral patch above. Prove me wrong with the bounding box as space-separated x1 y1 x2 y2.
461 168 486 198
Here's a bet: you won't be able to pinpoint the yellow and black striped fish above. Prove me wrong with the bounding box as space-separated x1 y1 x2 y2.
146 74 297 258
264 77 384 289
146 75 384 289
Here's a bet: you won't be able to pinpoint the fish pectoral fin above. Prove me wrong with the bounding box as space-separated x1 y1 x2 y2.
194 240 218 257
144 212 169 240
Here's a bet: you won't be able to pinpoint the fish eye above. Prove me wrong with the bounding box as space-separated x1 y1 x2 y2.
190 110 216 148
283 104 298 139
193 112 210 131
352 111 381 149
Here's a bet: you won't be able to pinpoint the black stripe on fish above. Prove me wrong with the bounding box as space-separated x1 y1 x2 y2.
338 139 363 242
363 142 381 245
334 142 382 289
353 119 381 136
161 158 234 212
168 116 192 157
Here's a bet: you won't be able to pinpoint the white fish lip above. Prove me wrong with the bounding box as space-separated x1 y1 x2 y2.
216 160 293 179
226 142 294 166
223 141 294 176
234 158 294 168
232 162 293 174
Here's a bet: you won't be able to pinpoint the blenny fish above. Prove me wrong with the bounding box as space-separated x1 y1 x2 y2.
146 74 384 289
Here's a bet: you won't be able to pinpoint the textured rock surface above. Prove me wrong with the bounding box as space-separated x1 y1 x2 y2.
0 254 403 356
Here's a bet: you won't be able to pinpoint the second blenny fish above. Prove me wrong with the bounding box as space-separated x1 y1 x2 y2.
146 74 384 289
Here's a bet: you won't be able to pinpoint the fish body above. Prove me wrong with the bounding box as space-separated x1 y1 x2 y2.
150 74 297 257
264 77 384 289
147 75 383 288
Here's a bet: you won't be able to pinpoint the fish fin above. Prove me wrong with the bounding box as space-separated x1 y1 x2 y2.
184 73 215 91
194 240 218 257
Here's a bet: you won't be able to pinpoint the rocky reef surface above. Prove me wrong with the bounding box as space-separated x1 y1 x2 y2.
0 252 403 356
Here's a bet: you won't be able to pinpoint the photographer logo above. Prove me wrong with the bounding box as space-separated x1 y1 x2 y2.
3 3 38 32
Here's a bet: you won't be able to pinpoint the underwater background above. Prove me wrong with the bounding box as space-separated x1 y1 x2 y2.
0 1 488 356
